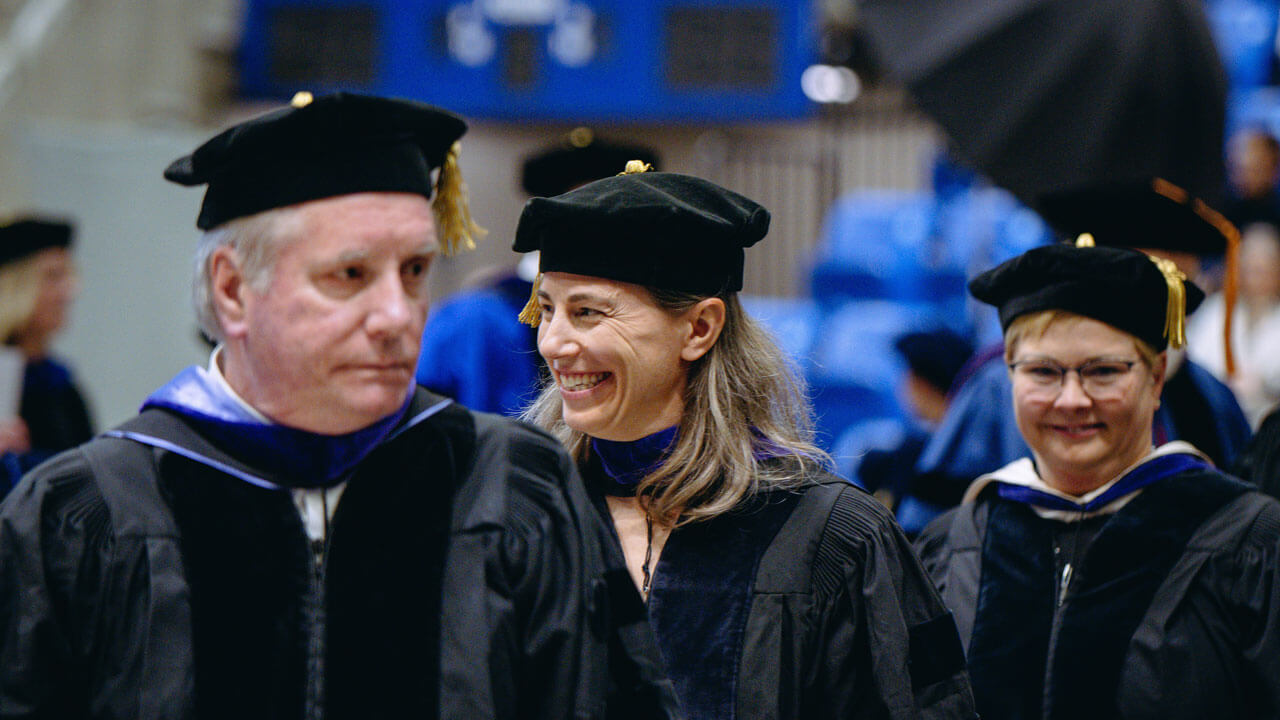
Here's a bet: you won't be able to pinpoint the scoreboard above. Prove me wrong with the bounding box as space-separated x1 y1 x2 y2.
238 0 817 121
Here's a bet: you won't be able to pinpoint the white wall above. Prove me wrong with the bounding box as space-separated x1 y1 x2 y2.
19 120 210 428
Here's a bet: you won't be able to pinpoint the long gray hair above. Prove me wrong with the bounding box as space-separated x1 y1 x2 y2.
522 289 829 525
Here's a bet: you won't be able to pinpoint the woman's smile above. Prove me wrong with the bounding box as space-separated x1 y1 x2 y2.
536 272 693 441
1045 420 1105 439
556 370 612 392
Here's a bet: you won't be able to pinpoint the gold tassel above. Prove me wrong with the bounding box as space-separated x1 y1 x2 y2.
1149 255 1189 349
517 273 543 327
620 160 653 175
1189 197 1240 377
1152 177 1189 204
432 141 487 256
1151 178 1239 373
1221 223 1240 376
1075 233 1096 248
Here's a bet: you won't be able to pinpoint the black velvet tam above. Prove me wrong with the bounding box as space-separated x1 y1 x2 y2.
969 243 1205 351
520 134 660 197
0 216 73 266
894 329 974 394
164 92 467 230
1037 179 1235 255
513 171 769 294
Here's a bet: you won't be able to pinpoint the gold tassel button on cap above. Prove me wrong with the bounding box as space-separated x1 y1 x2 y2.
621 160 653 175
290 91 314 108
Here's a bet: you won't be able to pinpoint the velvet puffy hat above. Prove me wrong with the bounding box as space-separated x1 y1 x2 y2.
969 240 1205 351
520 130 661 197
514 169 769 299
164 91 481 254
0 217 73 266
1036 178 1236 255
894 329 975 394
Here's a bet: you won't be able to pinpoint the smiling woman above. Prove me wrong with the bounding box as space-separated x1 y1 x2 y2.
916 236 1280 719
1005 311 1165 495
515 167 976 719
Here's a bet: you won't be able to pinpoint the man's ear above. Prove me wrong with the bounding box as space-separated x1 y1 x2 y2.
680 297 726 362
209 246 250 339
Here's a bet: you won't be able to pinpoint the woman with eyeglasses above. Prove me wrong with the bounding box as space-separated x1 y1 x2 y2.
915 237 1280 719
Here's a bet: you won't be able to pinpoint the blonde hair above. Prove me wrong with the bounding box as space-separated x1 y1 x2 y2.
1004 310 1160 368
192 206 301 342
522 290 830 525
0 253 46 344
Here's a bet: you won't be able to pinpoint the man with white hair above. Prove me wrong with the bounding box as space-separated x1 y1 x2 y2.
0 92 676 719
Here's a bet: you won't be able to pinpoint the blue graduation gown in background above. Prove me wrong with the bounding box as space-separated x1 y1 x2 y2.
1 356 93 496
416 275 543 416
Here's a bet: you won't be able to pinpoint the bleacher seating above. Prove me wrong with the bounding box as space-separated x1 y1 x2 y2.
740 295 820 365
743 180 1053 458
1205 0 1279 91
808 189 936 307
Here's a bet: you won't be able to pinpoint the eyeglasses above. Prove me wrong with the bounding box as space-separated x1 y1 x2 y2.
1007 358 1139 398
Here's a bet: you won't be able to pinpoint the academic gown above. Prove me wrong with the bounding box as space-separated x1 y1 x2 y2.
415 275 543 416
915 451 1280 720
1 356 93 496
582 456 977 720
1235 403 1280 499
0 387 678 719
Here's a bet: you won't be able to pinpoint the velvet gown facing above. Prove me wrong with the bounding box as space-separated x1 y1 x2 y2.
1 356 93 496
915 450 1280 719
0 388 678 719
581 448 977 720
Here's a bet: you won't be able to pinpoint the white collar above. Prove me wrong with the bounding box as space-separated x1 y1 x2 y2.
962 441 1210 521
207 346 272 423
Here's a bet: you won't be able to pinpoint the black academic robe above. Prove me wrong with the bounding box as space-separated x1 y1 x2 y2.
915 463 1280 720
584 460 977 720
1 357 94 496
0 388 679 719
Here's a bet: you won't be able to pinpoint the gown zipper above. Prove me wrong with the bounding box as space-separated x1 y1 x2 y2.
302 488 338 720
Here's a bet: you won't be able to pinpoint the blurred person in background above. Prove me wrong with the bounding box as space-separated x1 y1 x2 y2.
518 165 976 719
1225 127 1280 230
856 328 973 535
0 93 678 719
914 181 1251 522
0 216 92 497
1222 223 1280 496
417 127 659 415
1189 220 1280 426
917 238 1280 719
